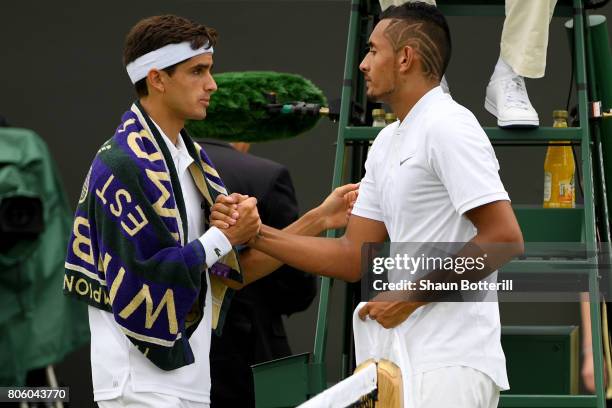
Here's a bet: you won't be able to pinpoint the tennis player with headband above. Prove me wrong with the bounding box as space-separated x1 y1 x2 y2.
63 14 358 407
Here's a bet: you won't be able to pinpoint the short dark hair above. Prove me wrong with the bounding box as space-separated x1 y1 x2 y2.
380 2 451 82
123 15 218 97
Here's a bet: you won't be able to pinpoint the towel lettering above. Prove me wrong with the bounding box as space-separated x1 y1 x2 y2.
127 130 163 163
118 283 179 335
72 216 94 266
95 173 149 237
145 169 178 218
63 274 111 306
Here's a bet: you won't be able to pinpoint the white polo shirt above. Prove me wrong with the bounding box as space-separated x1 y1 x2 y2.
88 123 232 403
352 86 510 390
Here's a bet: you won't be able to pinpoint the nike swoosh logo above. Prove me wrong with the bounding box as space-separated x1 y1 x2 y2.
400 157 412 166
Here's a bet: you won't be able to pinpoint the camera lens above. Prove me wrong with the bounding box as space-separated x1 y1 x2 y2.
0 196 43 234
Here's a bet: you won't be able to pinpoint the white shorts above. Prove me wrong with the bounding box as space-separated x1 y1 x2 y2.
97 376 209 408
412 366 500 408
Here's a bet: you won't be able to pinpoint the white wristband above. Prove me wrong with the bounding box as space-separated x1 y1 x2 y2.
199 226 232 268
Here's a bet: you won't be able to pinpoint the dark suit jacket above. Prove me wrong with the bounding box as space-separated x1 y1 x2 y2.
199 139 317 408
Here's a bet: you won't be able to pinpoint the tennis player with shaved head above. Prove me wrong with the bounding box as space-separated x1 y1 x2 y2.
213 2 523 406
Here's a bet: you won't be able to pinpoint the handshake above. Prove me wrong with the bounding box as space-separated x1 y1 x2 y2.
209 183 360 246
210 194 261 246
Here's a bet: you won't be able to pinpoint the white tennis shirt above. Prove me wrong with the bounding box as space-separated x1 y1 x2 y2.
352 86 510 390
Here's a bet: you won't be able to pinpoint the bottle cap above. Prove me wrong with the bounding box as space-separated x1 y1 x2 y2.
385 113 397 122
553 110 568 120
372 108 385 117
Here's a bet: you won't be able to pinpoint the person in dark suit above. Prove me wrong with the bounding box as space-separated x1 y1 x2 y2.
199 138 317 408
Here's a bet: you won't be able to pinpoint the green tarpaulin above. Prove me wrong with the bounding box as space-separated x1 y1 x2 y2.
0 127 89 386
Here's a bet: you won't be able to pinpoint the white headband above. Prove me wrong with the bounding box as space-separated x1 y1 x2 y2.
125 41 214 84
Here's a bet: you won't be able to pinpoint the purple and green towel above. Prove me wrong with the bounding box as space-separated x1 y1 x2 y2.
64 102 241 370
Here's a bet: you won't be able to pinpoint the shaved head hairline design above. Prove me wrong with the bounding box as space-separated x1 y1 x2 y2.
382 17 445 82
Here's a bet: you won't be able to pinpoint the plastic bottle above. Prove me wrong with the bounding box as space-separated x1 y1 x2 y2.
372 109 386 127
543 110 575 208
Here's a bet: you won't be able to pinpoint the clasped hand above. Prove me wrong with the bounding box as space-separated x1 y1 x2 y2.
210 183 360 240
210 193 261 246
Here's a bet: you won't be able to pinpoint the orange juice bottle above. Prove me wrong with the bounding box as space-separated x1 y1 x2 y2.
543 110 575 208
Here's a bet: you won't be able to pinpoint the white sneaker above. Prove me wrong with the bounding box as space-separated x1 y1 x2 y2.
485 75 539 128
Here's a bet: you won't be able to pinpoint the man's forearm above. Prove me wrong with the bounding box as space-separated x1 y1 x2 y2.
236 207 357 287
249 222 360 282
